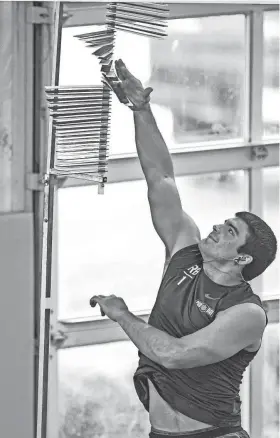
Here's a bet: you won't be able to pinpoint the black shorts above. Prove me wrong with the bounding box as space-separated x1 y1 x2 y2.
149 425 250 438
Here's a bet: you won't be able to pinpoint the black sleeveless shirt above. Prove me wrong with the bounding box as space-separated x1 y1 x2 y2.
133 244 268 427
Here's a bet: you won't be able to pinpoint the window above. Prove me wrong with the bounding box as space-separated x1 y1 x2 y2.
60 15 246 156
46 5 280 438
148 15 246 146
58 171 247 319
262 167 279 298
58 180 163 320
58 345 253 438
60 25 103 87
262 323 279 438
59 341 150 438
263 11 279 137
240 366 250 432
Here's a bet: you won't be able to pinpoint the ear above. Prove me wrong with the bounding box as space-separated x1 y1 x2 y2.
234 254 253 266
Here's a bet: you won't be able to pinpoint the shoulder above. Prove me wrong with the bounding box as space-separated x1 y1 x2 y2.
163 243 202 278
167 243 202 265
215 283 267 315
216 302 267 330
167 210 201 259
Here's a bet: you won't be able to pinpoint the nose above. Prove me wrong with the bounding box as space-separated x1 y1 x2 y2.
213 225 219 232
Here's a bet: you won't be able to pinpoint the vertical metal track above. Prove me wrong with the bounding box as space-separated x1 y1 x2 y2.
36 3 63 438
33 4 43 429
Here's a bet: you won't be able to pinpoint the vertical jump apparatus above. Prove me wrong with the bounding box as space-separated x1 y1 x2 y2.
36 3 168 438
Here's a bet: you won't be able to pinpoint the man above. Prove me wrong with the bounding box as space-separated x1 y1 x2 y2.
91 59 277 438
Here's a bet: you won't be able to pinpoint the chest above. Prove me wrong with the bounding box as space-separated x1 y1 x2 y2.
150 263 224 337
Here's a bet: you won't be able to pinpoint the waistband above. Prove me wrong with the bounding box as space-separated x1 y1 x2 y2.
149 425 243 438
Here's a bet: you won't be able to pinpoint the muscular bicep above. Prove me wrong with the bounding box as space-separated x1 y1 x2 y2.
169 304 266 369
147 176 201 256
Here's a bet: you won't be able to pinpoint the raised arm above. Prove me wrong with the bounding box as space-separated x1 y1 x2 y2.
115 60 200 258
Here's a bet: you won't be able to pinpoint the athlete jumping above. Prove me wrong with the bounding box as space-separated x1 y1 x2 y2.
91 59 277 438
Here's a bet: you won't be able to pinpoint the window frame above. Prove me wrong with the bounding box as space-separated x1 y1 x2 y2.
59 143 279 188
63 3 279 28
57 299 279 350
36 4 280 438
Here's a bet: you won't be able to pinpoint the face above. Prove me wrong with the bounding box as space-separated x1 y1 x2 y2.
199 217 250 261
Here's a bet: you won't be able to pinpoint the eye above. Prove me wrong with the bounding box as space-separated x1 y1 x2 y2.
229 228 234 236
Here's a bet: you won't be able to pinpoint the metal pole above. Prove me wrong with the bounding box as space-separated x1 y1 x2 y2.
36 3 63 438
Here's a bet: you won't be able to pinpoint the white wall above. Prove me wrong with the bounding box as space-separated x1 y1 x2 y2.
0 213 34 438
0 3 35 437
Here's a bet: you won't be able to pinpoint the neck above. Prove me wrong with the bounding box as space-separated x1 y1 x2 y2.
202 260 244 287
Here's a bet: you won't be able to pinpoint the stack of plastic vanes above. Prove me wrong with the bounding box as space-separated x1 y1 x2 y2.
106 2 169 38
74 27 128 104
45 85 111 183
75 28 115 75
75 3 169 104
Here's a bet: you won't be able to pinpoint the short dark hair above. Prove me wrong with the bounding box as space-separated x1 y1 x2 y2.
235 211 277 281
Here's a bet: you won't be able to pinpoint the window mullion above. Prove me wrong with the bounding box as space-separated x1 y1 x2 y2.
48 188 59 438
247 13 265 431
248 11 264 142
57 314 150 349
168 3 279 19
248 165 265 438
57 143 279 189
57 298 279 350
63 3 279 28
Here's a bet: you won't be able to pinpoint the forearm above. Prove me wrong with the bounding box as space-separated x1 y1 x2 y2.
133 105 174 181
116 309 177 368
116 309 210 369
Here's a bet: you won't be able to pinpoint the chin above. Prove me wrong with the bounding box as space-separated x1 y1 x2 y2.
200 236 213 247
199 238 217 257
199 238 211 253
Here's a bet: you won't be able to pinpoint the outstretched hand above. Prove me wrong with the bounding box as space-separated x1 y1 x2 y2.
90 294 129 322
114 59 153 111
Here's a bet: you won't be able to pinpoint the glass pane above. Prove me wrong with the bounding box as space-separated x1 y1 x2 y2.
263 11 280 137
60 16 246 155
240 366 250 432
262 167 279 298
262 323 280 438
60 25 103 86
59 341 150 438
148 15 246 147
58 170 247 320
